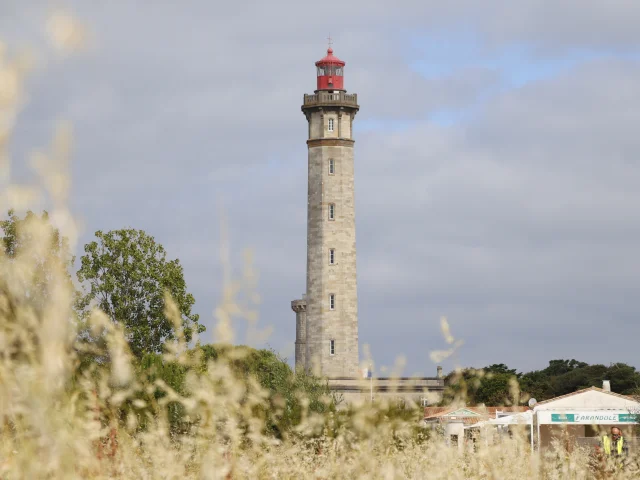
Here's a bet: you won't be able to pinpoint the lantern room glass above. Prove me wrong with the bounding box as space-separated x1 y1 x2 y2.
317 65 343 77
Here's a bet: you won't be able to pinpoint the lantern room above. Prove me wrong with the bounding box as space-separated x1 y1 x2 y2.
315 47 345 91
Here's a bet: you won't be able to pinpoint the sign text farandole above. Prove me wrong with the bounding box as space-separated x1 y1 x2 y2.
548 412 637 424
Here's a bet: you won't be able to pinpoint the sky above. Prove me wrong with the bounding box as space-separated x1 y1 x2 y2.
3 1 640 377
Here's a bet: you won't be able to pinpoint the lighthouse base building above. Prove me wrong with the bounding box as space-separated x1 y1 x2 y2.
291 45 444 406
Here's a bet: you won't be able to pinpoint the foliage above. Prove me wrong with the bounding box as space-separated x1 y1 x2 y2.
483 363 518 376
129 344 333 438
520 360 640 399
4 14 640 479
0 209 78 313
440 367 519 406
442 359 640 406
322 397 432 449
76 228 205 358
4 203 640 477
474 372 516 405
542 359 589 377
0 209 86 364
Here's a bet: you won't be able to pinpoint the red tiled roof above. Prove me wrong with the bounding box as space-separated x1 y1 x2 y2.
424 406 530 426
485 406 530 414
424 406 529 418
423 407 450 418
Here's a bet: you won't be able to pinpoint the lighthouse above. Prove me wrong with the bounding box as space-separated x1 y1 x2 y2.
291 45 360 378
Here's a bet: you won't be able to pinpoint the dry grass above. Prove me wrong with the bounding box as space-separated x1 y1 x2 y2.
0 11 638 479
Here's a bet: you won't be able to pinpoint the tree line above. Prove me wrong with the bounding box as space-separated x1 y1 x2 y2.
441 359 640 406
6 209 637 430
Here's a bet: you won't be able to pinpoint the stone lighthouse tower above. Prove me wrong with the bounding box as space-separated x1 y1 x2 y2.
291 45 360 378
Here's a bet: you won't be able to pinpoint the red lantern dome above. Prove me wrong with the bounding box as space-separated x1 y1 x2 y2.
315 47 345 91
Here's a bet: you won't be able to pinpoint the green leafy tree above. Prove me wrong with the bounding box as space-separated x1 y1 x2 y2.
483 363 519 376
518 360 640 401
543 359 588 377
130 344 332 437
0 209 77 312
76 228 205 357
0 209 89 366
606 363 640 394
440 368 487 405
474 373 515 405
519 370 553 401
441 365 521 406
199 344 332 437
550 364 607 396
442 359 640 407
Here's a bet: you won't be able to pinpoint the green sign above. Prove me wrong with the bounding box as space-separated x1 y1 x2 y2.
551 414 575 422
551 413 637 423
619 414 636 422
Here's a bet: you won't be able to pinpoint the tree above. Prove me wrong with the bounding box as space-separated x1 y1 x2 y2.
1 209 78 362
518 360 640 401
76 228 205 357
543 359 588 377
519 370 553 401
442 359 640 407
0 209 76 312
483 363 519 376
131 344 332 437
199 344 333 437
606 363 640 394
474 373 515 405
440 364 521 406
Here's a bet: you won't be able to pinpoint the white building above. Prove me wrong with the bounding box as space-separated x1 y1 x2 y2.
466 383 640 453
533 384 640 452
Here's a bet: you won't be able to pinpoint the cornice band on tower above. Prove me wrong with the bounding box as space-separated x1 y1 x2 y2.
307 138 355 148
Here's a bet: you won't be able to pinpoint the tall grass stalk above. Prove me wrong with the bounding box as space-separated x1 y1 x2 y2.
0 12 638 479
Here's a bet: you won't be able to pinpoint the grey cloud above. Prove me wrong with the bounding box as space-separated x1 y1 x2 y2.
4 2 640 377
353 58 640 373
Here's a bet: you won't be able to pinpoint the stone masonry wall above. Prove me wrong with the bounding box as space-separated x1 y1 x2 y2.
307 110 352 140
305 108 358 378
291 299 307 371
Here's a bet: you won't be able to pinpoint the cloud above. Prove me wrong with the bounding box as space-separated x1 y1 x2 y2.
3 1 640 376
355 56 640 372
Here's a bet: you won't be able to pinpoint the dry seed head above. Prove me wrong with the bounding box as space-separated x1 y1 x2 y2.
99 319 134 387
508 375 521 405
46 13 87 52
0 63 21 107
0 13 633 480
429 346 453 364
440 316 454 344
213 305 235 345
0 186 41 212
30 122 73 206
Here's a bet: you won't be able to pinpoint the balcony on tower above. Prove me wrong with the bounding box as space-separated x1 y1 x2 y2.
302 91 358 108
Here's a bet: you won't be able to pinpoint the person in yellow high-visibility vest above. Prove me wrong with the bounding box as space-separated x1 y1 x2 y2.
598 426 628 472
601 427 628 456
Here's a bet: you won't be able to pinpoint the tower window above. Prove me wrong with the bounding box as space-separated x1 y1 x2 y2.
329 249 335 265
328 203 335 220
329 294 335 310
330 339 335 355
328 118 334 132
329 159 335 175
